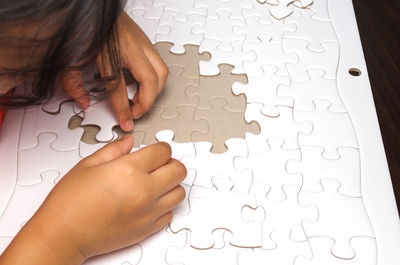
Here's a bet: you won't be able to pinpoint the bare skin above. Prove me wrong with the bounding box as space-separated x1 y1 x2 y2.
63 11 169 131
0 136 186 265
0 10 184 265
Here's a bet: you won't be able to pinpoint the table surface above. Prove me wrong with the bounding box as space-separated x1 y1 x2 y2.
352 0 400 212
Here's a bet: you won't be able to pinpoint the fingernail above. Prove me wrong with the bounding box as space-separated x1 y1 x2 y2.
133 112 143 119
124 119 133 131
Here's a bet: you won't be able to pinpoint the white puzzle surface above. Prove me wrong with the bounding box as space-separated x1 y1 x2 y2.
0 0 399 264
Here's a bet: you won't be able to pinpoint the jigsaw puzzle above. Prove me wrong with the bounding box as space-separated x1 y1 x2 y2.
166 231 241 265
170 177 262 249
235 138 303 201
1 0 399 264
198 39 256 76
154 42 211 78
256 0 313 20
156 10 205 54
238 228 312 265
186 64 248 112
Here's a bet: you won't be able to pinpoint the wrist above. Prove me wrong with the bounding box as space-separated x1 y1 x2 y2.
0 211 85 265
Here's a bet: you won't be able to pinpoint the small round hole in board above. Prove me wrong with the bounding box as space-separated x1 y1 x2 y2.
349 68 362 76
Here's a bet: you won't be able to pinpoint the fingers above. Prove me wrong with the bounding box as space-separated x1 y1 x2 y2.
150 159 187 196
133 211 173 244
155 185 186 215
150 211 173 234
81 135 134 167
123 51 160 119
125 142 172 173
62 70 90 109
119 12 169 119
96 55 133 132
109 74 133 132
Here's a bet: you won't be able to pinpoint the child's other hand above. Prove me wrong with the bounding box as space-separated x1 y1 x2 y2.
1 135 186 264
62 11 168 132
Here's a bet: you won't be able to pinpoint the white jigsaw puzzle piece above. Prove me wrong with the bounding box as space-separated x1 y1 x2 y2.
234 16 275 43
235 138 302 201
232 65 292 117
199 39 256 75
0 109 23 218
79 100 118 143
243 132 270 153
181 139 252 193
308 0 330 21
124 0 164 19
153 0 206 21
127 9 169 44
155 130 195 160
137 228 187 265
0 170 58 237
284 9 338 52
251 184 318 247
245 103 312 149
294 236 377 265
19 102 83 151
283 38 339 81
287 146 361 196
294 100 358 159
267 0 312 20
242 1 273 24
156 10 205 54
170 177 262 249
235 16 296 44
238 228 312 265
278 69 346 112
194 0 253 19
74 83 138 143
268 0 295 20
192 10 245 51
243 34 297 77
18 133 81 185
41 84 72 114
166 231 240 265
299 179 375 259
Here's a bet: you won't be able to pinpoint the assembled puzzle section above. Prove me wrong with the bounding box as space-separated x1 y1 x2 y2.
1 0 399 264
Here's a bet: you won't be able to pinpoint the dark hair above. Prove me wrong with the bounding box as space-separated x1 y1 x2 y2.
0 0 124 108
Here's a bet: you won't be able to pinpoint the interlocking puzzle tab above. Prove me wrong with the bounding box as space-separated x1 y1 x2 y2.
256 0 313 20
235 138 302 201
155 42 211 78
170 177 262 249
186 64 248 112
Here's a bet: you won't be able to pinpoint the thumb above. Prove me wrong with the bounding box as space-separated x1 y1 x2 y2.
80 135 134 167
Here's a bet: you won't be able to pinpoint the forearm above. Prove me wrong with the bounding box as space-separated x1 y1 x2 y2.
0 213 85 265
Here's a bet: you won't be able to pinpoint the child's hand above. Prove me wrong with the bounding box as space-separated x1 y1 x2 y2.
116 11 169 124
62 11 168 133
0 135 186 265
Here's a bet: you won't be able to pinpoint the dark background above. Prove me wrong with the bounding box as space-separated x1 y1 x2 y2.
352 0 400 211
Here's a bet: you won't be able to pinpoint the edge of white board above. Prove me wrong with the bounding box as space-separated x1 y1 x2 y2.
330 0 400 264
